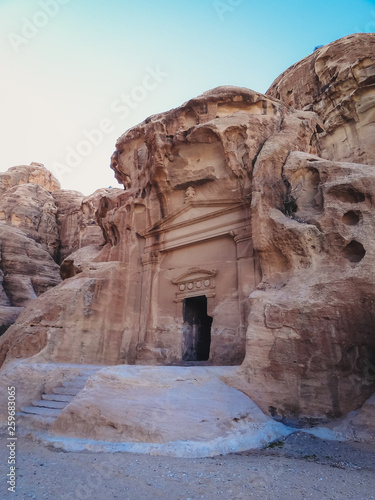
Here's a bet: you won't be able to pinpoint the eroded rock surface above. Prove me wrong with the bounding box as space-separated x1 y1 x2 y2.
0 34 374 434
241 151 375 424
0 87 323 370
267 33 375 166
0 164 110 338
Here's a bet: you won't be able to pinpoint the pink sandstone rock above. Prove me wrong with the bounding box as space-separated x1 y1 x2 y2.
0 35 374 435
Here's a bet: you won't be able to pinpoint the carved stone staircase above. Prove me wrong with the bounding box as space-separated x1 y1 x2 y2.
19 367 101 429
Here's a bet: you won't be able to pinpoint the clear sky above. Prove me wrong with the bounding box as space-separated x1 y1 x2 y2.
1 0 374 194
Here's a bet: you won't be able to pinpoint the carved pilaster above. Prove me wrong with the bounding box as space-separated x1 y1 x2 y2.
139 250 162 345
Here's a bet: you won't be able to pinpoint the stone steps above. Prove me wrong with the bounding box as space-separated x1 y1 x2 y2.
20 368 101 428
32 400 67 410
21 406 62 418
52 386 84 396
41 394 74 403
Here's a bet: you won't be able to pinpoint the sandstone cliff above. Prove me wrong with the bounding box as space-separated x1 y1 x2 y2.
0 163 114 338
0 34 374 432
267 33 375 166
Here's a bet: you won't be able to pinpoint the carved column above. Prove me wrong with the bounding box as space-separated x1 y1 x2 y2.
230 228 256 335
139 250 162 346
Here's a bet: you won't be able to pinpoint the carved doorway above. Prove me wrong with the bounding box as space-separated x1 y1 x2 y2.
182 295 212 361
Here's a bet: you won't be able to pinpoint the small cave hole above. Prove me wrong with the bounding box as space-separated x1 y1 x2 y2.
328 186 365 204
342 211 360 226
342 240 366 263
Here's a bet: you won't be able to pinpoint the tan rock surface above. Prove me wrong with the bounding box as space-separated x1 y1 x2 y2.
0 182 60 258
0 224 60 340
241 150 375 423
331 393 375 443
0 164 112 336
0 36 374 437
0 360 100 428
0 87 322 370
48 365 291 456
267 33 375 166
54 188 121 264
0 162 61 193
0 262 133 367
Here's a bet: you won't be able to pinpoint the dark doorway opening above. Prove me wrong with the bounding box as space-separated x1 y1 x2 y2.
182 295 212 361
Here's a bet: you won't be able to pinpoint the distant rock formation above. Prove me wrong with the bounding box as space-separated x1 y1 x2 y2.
0 163 117 340
0 33 374 432
267 33 375 166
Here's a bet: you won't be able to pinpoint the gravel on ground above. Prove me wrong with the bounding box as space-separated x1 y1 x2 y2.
1 431 374 499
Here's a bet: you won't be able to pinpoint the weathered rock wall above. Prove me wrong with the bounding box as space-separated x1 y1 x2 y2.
0 163 113 337
242 151 375 423
0 34 374 427
0 88 322 368
267 33 375 166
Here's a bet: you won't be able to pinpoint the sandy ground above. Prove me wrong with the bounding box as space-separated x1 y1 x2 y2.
1 432 374 500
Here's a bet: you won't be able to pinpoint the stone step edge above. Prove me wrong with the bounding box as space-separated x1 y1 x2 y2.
21 407 62 417
32 400 67 409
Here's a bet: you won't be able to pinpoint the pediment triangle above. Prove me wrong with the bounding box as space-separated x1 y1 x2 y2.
144 199 246 235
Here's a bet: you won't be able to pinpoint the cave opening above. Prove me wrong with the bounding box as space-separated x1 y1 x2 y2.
182 295 212 362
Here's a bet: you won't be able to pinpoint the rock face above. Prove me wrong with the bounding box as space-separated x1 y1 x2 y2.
0 164 111 340
54 188 117 264
0 164 62 335
0 34 374 431
267 33 375 166
0 87 322 369
242 150 375 424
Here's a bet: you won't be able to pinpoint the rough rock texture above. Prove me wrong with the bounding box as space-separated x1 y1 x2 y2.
0 162 61 193
0 87 322 370
267 33 375 166
0 360 102 429
241 150 375 424
331 393 375 443
54 188 121 263
0 34 374 434
0 164 112 337
0 165 62 334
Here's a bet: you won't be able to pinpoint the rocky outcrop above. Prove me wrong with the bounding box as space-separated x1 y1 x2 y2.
0 87 323 370
54 188 121 264
0 162 61 193
267 33 375 166
0 164 111 338
0 34 374 434
241 150 375 424
46 365 291 457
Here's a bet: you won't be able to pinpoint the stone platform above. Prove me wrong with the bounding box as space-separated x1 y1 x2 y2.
1 361 293 457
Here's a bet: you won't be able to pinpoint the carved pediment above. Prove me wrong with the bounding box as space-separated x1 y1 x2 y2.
142 198 249 237
172 268 217 302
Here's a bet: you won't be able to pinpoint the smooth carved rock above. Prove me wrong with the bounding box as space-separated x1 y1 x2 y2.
49 365 291 455
267 33 375 166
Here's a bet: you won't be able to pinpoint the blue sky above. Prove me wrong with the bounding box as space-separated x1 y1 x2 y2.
1 0 374 194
